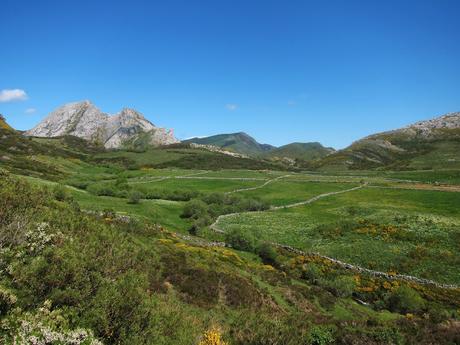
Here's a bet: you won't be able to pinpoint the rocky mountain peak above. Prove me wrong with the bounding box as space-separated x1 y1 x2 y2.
25 101 179 148
408 112 460 131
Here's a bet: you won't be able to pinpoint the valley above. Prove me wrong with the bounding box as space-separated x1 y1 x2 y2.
1 111 460 344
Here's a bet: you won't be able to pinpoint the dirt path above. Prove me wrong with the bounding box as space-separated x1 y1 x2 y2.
226 174 292 194
271 184 366 210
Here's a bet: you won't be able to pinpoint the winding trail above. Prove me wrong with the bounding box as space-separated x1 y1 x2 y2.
226 174 292 194
128 170 210 184
211 183 366 234
210 181 459 290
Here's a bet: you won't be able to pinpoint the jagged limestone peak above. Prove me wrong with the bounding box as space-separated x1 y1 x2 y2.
25 101 179 148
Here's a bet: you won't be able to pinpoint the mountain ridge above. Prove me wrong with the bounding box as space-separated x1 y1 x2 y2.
314 111 460 170
183 132 333 162
25 101 179 149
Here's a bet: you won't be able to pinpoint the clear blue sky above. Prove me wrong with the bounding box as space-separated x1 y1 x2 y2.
1 0 459 149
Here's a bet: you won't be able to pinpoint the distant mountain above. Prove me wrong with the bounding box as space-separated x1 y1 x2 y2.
25 101 179 149
315 112 460 170
184 132 275 157
264 142 335 161
184 132 334 163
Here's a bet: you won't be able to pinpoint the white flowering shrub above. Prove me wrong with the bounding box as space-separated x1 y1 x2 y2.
1 300 103 345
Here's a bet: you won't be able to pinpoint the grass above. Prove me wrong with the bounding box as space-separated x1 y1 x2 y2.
217 187 460 284
130 177 264 194
71 190 191 232
237 180 359 206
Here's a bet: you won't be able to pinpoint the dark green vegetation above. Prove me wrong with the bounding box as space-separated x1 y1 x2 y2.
263 142 335 162
218 187 460 285
183 132 275 157
1 113 460 344
184 132 334 164
2 170 460 345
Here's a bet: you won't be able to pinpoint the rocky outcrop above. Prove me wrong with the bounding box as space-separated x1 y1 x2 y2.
25 101 179 149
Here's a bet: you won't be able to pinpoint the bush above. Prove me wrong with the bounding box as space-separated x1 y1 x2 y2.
182 199 209 219
301 263 323 283
189 215 212 235
127 191 143 204
225 228 257 252
0 285 17 315
256 242 278 265
199 326 227 345
387 286 425 314
307 325 335 345
324 275 356 298
53 184 70 201
87 182 118 197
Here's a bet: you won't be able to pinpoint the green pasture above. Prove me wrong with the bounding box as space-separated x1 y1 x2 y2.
217 187 460 284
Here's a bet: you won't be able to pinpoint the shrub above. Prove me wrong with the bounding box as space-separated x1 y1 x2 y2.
225 228 257 252
302 263 323 283
387 286 425 314
182 199 209 219
324 275 356 298
0 285 17 315
53 184 70 201
199 326 227 345
127 191 143 204
256 242 278 265
87 183 117 197
307 325 335 345
189 215 212 235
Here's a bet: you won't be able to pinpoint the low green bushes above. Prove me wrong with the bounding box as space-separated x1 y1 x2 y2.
387 286 425 314
181 192 269 234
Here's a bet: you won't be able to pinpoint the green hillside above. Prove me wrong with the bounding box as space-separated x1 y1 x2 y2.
2 114 460 344
314 113 460 171
184 132 275 156
264 142 335 162
2 169 460 345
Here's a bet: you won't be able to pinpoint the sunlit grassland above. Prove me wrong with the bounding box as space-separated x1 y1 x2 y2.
94 147 213 165
318 169 460 185
71 190 191 232
14 173 192 232
237 180 359 206
198 169 287 179
217 187 460 284
131 177 264 194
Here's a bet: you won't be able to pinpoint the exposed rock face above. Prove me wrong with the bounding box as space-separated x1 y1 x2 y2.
364 112 460 141
25 101 179 148
315 111 460 170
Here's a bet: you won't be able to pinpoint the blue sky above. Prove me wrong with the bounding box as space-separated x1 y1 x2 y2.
1 0 459 149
